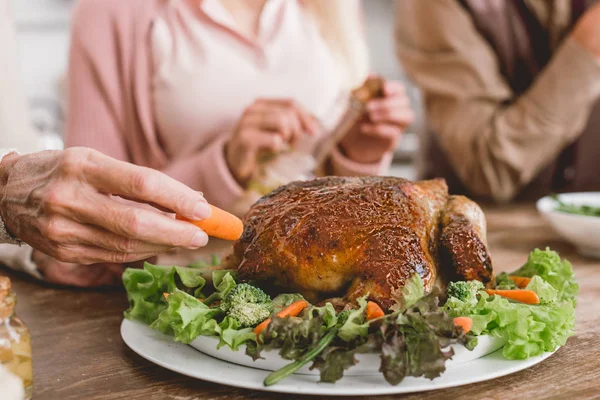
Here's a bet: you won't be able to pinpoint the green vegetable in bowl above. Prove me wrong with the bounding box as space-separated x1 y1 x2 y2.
553 194 600 217
220 283 273 327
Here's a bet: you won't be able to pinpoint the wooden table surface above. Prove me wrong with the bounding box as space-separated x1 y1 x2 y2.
2 203 600 400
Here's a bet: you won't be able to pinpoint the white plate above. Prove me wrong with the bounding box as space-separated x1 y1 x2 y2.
121 319 557 396
537 192 600 258
190 334 506 375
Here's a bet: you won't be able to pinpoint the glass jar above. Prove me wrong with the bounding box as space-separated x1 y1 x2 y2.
0 277 32 399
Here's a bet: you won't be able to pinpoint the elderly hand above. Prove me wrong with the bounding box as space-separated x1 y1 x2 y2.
0 148 211 265
226 99 319 185
572 2 600 59
31 250 125 287
338 80 414 164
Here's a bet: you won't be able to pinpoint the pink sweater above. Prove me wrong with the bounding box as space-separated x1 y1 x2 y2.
66 0 390 210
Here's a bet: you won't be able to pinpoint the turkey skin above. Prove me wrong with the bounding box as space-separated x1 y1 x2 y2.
225 176 494 310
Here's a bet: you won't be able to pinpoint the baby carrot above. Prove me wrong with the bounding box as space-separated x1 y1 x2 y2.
177 204 243 241
366 301 385 321
485 289 540 305
254 300 309 337
453 317 473 334
508 276 532 289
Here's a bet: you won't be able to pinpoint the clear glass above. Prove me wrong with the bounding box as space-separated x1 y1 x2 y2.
0 293 33 399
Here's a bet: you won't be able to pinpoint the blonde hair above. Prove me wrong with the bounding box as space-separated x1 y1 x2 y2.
304 0 370 90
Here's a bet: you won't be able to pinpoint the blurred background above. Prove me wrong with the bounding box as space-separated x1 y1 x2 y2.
9 0 421 179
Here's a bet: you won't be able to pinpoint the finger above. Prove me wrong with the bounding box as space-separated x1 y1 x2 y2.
361 123 404 140
71 192 210 249
290 106 319 137
368 105 415 127
248 130 285 153
367 96 410 113
42 216 175 255
382 80 406 97
256 99 319 135
82 150 211 221
51 243 164 265
257 110 294 142
40 261 125 287
282 108 304 145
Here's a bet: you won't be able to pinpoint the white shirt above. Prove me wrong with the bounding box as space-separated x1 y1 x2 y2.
0 0 41 279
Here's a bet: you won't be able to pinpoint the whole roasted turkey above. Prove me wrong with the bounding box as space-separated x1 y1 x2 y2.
225 177 494 310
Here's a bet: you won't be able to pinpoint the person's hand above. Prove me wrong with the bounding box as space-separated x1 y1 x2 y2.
0 148 212 265
226 99 319 185
338 80 414 164
31 250 124 287
572 2 600 59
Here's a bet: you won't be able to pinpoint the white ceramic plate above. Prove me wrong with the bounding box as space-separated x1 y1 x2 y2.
537 192 600 258
121 319 557 396
189 334 506 375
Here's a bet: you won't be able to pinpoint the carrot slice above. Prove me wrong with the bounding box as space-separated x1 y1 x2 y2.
254 300 309 338
453 317 473 334
508 276 532 289
177 204 243 241
485 289 540 305
366 301 385 321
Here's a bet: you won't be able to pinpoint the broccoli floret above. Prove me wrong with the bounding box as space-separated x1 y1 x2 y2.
447 280 485 302
336 310 351 326
221 283 272 327
228 303 272 327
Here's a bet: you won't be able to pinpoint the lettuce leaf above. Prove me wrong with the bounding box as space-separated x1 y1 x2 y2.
390 275 425 312
271 293 305 315
444 248 578 359
375 286 466 385
217 316 257 350
123 262 208 324
337 296 369 342
511 248 578 305
202 271 237 306
150 290 221 344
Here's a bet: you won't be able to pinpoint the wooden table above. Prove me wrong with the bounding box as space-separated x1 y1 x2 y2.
3 204 600 400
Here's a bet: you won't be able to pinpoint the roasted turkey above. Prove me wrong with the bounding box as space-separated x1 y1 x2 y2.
225 177 494 310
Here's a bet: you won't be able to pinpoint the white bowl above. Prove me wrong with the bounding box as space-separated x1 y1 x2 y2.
190 335 506 376
537 192 600 259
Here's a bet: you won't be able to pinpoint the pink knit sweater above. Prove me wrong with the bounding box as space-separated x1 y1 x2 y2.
66 0 390 210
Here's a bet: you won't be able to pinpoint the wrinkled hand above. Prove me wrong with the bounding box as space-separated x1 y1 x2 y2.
32 250 124 287
0 148 211 265
572 2 600 58
226 99 319 185
339 80 414 164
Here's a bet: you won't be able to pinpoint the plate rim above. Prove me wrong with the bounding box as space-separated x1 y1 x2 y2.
121 318 558 396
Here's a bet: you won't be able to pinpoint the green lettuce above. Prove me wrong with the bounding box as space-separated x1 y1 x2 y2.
150 290 221 344
123 262 208 324
271 293 305 314
217 316 258 350
123 262 254 347
444 248 578 359
390 275 425 312
337 296 369 342
511 248 578 305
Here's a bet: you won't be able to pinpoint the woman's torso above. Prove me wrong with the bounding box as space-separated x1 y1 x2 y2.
151 0 343 159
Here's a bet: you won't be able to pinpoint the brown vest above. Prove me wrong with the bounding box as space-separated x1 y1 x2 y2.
422 0 600 201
